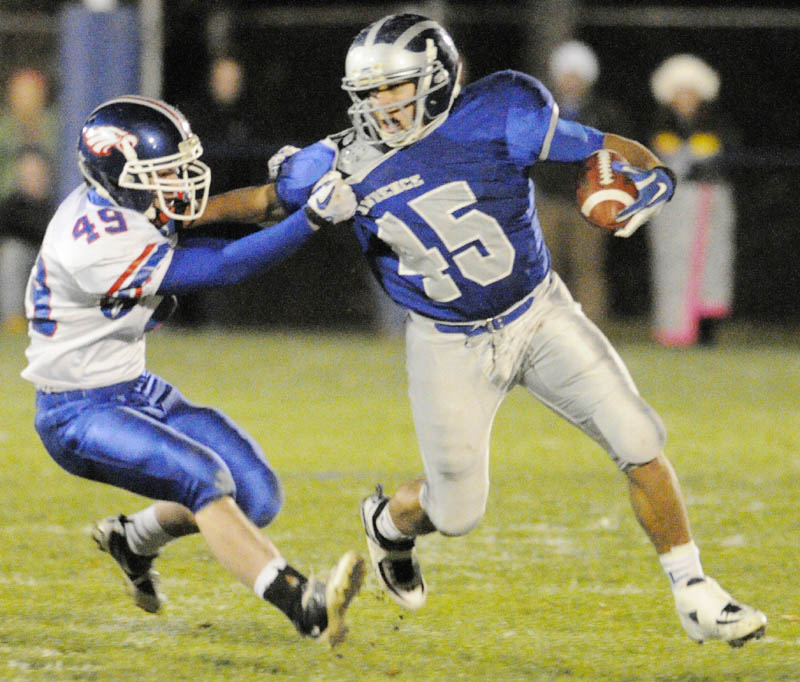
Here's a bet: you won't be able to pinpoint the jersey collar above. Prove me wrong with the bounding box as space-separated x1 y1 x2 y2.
87 188 113 206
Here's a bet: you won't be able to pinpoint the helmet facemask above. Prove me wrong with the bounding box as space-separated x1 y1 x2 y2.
119 135 210 222
344 49 455 147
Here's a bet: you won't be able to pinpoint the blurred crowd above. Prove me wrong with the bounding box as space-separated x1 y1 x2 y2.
0 42 738 347
533 42 736 347
0 67 58 333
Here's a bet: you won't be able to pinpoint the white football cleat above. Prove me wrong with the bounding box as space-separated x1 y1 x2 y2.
673 576 766 647
360 485 426 610
92 515 164 614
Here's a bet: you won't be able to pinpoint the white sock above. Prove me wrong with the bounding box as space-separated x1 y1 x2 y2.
375 505 413 542
253 556 287 598
659 541 704 588
125 506 175 557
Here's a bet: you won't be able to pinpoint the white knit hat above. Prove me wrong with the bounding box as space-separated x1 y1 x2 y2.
548 40 599 85
650 54 720 104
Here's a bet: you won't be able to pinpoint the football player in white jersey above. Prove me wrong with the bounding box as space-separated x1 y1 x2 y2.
22 95 364 646
268 14 766 646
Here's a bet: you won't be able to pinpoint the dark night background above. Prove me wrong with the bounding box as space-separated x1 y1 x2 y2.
2 1 799 329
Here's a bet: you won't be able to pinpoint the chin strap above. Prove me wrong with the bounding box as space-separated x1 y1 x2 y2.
145 204 175 236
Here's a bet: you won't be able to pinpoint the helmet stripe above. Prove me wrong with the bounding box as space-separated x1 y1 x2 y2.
393 20 441 50
363 14 391 46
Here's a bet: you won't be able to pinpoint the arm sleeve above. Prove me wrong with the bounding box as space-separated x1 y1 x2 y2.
501 71 604 165
544 119 605 162
176 235 230 250
503 71 560 166
158 209 314 294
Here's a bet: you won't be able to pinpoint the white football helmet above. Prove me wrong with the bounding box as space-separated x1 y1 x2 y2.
341 13 462 148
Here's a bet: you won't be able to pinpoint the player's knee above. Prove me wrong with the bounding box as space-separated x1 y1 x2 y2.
596 396 666 470
434 509 484 537
191 463 236 512
423 483 487 537
237 467 283 527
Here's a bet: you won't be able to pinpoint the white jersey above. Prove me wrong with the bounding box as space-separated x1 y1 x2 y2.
22 185 176 391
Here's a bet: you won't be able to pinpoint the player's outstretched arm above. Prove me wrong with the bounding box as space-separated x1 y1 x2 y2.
188 183 287 229
158 172 356 294
186 140 335 229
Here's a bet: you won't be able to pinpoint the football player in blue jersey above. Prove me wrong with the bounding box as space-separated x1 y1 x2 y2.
268 14 765 646
22 96 364 646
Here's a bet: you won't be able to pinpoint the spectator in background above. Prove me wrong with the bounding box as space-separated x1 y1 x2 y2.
182 55 264 195
532 40 633 324
647 54 737 347
178 55 268 326
0 67 58 200
0 147 54 332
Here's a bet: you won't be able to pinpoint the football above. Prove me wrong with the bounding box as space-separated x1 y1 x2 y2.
576 149 638 230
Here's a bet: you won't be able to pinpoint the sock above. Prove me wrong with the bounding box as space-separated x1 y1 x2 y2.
124 506 175 556
375 504 413 543
257 557 309 625
659 541 704 589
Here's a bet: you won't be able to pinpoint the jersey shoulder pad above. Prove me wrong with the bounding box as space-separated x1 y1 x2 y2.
329 128 390 178
496 69 554 108
327 127 357 150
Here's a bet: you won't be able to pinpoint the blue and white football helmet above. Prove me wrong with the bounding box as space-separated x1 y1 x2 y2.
341 13 462 147
77 95 211 222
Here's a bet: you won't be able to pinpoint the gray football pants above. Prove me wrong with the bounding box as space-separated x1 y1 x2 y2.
405 272 666 536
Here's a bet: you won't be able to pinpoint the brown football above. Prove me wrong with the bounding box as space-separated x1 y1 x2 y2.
575 149 638 230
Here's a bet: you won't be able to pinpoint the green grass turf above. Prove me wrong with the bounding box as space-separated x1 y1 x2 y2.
1 325 798 681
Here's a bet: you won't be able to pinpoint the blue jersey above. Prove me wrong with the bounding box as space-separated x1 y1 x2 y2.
282 70 605 321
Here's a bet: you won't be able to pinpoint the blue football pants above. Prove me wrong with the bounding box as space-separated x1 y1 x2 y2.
34 371 282 526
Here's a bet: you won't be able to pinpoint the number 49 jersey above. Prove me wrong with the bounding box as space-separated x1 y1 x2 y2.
22 185 175 391
333 70 604 322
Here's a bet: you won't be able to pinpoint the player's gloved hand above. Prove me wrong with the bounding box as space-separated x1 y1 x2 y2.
272 141 336 213
611 162 676 238
304 170 356 230
267 145 300 182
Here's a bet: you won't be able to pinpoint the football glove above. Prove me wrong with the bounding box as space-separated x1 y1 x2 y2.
611 163 676 238
305 171 356 229
267 145 300 182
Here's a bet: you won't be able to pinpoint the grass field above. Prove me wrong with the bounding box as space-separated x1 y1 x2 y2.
1 324 798 681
